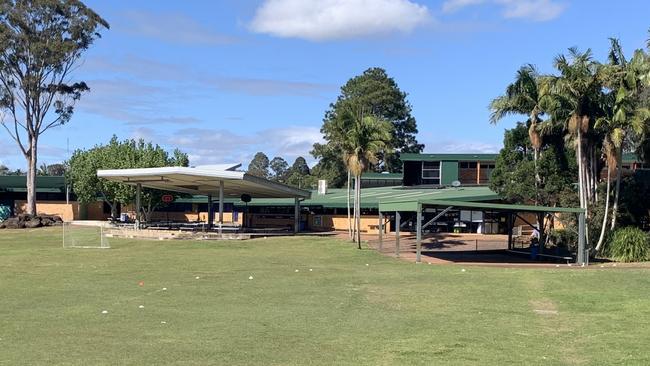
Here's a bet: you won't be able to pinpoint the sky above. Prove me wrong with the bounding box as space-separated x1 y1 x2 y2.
1 0 649 170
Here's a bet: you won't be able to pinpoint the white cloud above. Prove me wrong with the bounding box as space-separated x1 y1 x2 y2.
442 0 566 21
132 125 323 167
249 0 431 41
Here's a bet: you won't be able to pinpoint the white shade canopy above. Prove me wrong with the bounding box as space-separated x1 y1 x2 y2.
97 166 311 199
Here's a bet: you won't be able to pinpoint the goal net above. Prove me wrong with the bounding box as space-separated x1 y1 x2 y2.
62 222 110 249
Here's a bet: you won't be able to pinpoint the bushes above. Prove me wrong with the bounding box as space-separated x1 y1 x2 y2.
606 227 650 262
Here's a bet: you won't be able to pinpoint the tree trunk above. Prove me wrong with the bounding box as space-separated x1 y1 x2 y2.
577 131 590 245
356 174 362 249
533 148 540 205
610 148 623 230
25 138 38 215
347 170 352 240
595 166 611 252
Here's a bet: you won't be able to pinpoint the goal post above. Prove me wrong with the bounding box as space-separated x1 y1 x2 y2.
62 222 110 249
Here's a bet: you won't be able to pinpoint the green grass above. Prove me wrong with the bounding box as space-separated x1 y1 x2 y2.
1 228 650 365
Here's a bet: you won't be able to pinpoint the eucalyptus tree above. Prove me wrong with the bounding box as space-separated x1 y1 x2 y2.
490 64 545 204
0 0 109 215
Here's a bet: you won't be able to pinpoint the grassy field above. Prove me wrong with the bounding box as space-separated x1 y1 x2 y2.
1 228 650 365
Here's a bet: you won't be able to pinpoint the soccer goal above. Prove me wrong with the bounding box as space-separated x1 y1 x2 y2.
62 222 110 249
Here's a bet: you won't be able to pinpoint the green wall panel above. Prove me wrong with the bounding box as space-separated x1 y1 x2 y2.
441 161 459 185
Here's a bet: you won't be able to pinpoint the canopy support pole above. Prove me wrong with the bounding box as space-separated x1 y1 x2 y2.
378 211 383 251
135 183 141 230
207 195 213 230
577 212 586 265
294 198 300 234
218 181 224 234
507 213 514 250
395 211 400 257
416 204 422 263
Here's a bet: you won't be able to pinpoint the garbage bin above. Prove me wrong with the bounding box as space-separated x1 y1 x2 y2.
530 242 539 260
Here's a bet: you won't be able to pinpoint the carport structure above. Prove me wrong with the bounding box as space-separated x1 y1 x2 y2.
378 199 586 265
97 165 311 233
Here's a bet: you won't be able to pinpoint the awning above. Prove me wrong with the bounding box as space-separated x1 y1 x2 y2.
97 166 311 199
379 199 584 213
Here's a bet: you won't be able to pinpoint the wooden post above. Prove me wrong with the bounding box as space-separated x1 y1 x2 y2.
476 161 481 185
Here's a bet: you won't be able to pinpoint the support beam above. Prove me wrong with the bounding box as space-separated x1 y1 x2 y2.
416 205 422 263
422 206 453 229
135 183 141 230
395 211 401 257
577 212 585 264
218 181 224 224
507 213 514 250
378 211 383 251
514 213 537 230
207 194 213 230
476 161 481 185
294 198 300 234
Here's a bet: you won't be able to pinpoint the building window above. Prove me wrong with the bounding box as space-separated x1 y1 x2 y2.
459 162 477 169
422 161 441 185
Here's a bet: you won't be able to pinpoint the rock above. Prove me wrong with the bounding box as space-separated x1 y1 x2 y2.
24 218 42 228
0 214 61 229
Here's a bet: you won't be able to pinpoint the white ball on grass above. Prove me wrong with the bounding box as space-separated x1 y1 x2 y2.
249 276 254 280
195 276 200 279
365 264 369 266
309 269 313 272
461 269 466 272
162 287 167 291
161 321 167 324
139 305 144 309
101 310 108 314
295 269 299 272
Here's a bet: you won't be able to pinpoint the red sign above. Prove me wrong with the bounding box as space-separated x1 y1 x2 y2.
161 194 174 203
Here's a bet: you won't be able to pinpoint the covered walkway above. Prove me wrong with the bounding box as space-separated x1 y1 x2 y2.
97 165 311 233
378 199 586 265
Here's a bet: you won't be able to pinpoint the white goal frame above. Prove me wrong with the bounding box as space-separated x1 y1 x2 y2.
62 222 111 249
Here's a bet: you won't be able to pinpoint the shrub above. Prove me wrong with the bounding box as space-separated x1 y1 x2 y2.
607 227 650 262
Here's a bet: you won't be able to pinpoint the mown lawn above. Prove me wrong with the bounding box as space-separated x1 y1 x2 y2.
1 227 649 365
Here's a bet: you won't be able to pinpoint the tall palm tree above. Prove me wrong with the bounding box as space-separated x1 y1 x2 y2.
490 64 545 204
339 102 393 248
543 48 606 240
601 38 650 230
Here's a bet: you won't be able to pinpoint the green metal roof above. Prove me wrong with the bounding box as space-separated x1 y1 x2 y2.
360 172 403 180
379 198 584 214
401 153 498 162
243 186 499 209
0 176 66 192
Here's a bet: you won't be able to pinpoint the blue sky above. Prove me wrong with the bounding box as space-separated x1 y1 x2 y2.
1 0 649 170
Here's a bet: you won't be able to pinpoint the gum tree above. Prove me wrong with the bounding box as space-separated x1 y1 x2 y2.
0 0 108 215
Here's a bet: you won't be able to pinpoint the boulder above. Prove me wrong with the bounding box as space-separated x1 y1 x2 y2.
24 218 42 228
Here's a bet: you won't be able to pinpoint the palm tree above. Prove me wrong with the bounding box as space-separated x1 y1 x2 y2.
338 102 393 248
490 64 545 204
543 48 606 240
601 38 650 231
